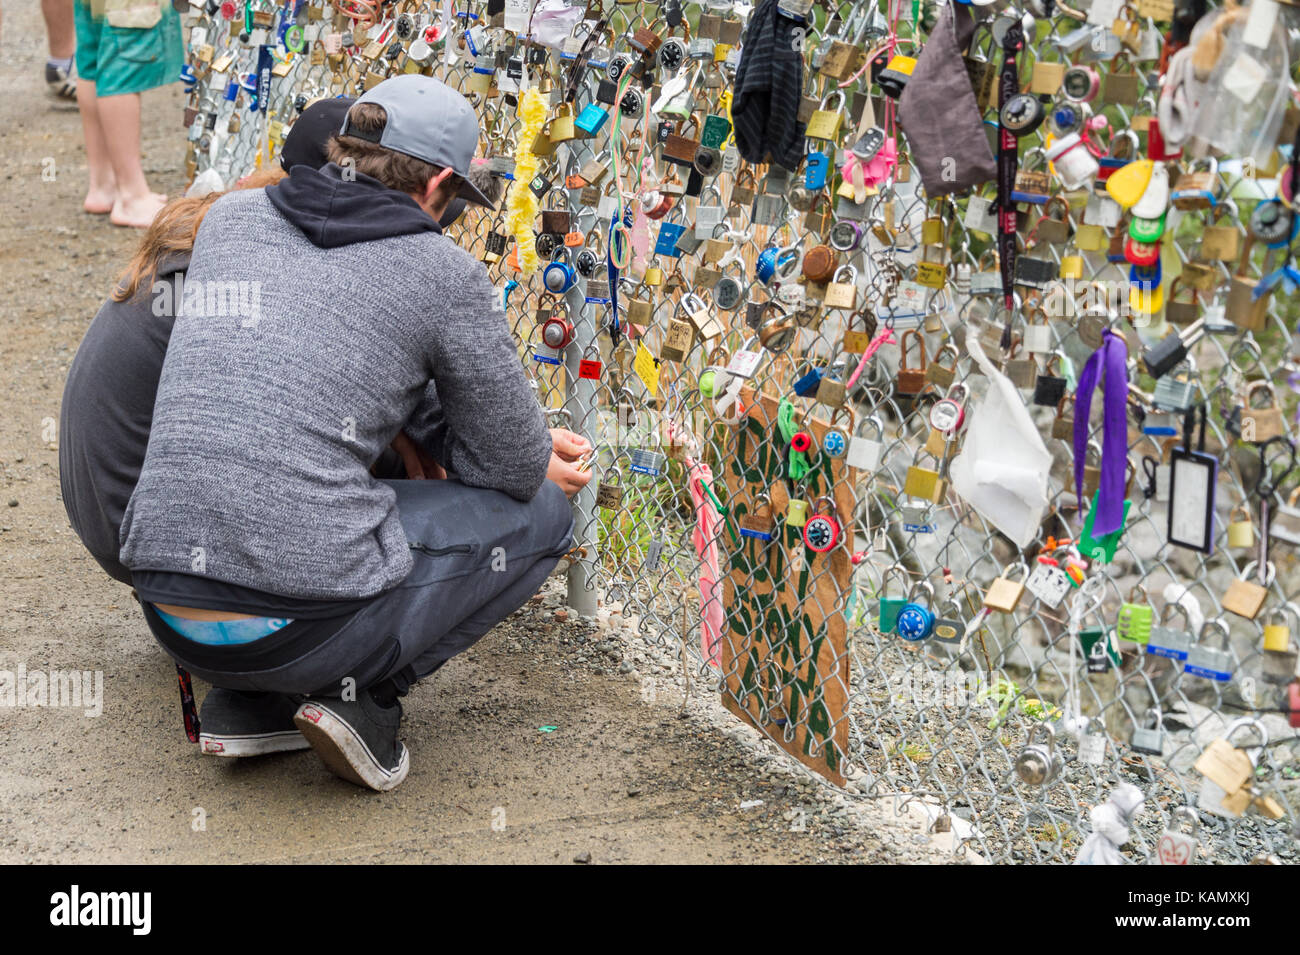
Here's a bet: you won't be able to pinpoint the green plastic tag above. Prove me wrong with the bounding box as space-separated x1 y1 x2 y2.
1079 492 1130 564
701 114 732 150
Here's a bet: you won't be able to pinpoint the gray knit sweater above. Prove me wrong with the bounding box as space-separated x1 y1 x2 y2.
119 186 552 600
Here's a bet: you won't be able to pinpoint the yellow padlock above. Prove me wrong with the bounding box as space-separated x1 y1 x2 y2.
1226 506 1254 548
1263 607 1292 653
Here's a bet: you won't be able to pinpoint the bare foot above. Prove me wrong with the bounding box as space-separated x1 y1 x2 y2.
109 192 167 229
84 188 116 214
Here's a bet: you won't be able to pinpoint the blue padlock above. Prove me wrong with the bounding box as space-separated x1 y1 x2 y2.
543 250 577 294
575 103 609 136
793 366 825 397
895 582 937 642
755 244 797 285
805 151 830 190
654 222 687 257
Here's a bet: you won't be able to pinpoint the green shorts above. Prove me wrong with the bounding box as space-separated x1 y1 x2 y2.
74 1 184 97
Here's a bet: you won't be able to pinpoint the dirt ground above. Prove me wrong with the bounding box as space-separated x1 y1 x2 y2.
0 4 951 865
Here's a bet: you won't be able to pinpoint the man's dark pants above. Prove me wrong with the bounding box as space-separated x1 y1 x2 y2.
139 479 573 696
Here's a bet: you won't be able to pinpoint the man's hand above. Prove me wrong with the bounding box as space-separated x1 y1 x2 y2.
547 429 592 497
391 430 447 480
550 428 590 462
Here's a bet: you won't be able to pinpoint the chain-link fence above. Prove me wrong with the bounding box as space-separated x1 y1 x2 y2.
178 0 1300 863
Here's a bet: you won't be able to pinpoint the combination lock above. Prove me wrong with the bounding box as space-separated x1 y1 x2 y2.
619 87 644 118
606 51 636 82
657 37 688 72
1249 198 1295 247
534 232 559 259
395 13 416 38
1000 93 1046 135
712 275 744 311
575 247 601 278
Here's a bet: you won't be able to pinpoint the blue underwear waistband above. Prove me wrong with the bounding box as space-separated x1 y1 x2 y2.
153 606 294 646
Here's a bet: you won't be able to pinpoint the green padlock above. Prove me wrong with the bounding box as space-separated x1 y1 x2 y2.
878 566 909 634
1117 584 1153 646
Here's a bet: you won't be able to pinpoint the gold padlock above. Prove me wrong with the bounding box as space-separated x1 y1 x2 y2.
1239 381 1285 443
1222 562 1273 620
903 458 939 500
1226 505 1254 548
983 564 1028 613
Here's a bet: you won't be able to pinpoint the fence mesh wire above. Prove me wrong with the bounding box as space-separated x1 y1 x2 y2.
178 0 1300 863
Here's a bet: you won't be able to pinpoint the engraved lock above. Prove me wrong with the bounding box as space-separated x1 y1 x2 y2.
1015 723 1061 786
1025 556 1071 609
659 315 694 362
1131 707 1165 757
1149 602 1194 662
739 492 776 542
802 496 841 553
983 563 1028 614
895 581 937 643
805 89 846 142
1117 585 1154 647
1156 807 1199 865
878 566 909 633
847 415 884 472
1185 619 1235 682
577 345 602 380
594 467 625 510
931 595 966 645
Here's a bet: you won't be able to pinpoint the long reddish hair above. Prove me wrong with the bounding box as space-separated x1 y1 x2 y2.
112 167 287 302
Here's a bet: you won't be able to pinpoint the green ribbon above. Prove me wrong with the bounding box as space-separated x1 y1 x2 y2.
777 398 809 482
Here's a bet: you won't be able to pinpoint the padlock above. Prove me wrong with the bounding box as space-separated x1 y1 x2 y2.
1002 341 1037 390
1199 203 1240 262
594 468 625 509
1195 718 1267 817
629 448 666 478
802 497 841 553
1149 602 1194 662
739 492 776 542
1117 585 1153 647
1032 355 1067 407
816 368 847 407
895 581 937 642
786 497 810 528
1184 619 1235 682
1238 381 1285 444
1035 195 1072 245
1226 505 1254 548
983 563 1028 614
1259 605 1298 685
925 343 959 388
1131 707 1165 757
878 566 909 633
824 265 858 311
1222 561 1273 620
1078 717 1107 766
1272 487 1300 547
820 407 852 459
847 415 885 473
659 318 694 362
1022 306 1053 354
900 497 936 533
895 330 928 397
903 454 940 500
1084 627 1116 673
1051 394 1075 441
801 244 838 284
1015 723 1061 786
1170 158 1219 212
577 345 602 380
1155 807 1199 865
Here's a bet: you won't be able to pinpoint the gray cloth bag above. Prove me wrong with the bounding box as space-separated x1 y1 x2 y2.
898 1 997 197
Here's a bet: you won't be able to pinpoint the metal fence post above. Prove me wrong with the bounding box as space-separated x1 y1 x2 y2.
564 262 599 617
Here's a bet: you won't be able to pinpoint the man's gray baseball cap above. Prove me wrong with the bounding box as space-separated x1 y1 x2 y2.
341 74 494 208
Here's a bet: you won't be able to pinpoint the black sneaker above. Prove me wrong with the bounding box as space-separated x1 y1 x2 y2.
45 62 77 101
199 688 311 757
294 694 409 792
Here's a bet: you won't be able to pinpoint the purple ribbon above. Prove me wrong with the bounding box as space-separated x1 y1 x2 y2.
1073 329 1129 537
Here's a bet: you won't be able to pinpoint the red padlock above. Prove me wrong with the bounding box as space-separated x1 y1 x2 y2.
541 314 575 350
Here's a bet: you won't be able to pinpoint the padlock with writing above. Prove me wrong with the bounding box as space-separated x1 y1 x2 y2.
1149 602 1194 662
595 467 625 509
1117 585 1153 647
1026 557 1071 609
1185 619 1234 682
1195 718 1266 817
1155 807 1199 865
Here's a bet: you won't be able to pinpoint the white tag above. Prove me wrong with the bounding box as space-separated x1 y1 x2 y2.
726 350 763 379
504 0 532 33
1243 0 1279 49
190 25 207 46
1222 53 1268 103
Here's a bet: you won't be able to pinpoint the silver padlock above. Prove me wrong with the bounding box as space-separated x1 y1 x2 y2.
1131 707 1164 756
1015 723 1061 786
1078 718 1106 766
846 415 885 472
1148 602 1193 662
1184 619 1234 683
1155 807 1199 865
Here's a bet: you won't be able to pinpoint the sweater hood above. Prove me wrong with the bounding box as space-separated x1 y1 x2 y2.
265 162 441 249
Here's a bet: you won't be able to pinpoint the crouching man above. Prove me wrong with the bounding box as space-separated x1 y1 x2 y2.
119 76 590 791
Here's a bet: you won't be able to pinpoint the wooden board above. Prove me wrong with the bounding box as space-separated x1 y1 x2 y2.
719 387 853 786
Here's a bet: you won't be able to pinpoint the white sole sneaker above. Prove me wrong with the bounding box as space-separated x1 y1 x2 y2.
294 701 409 792
199 730 311 758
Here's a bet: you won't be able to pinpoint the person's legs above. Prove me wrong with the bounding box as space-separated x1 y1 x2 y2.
42 0 75 58
98 93 166 227
75 79 117 214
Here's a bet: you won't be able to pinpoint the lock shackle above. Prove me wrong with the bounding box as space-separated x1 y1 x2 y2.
1159 600 1192 628
1125 583 1149 604
1027 722 1056 749
1224 716 1269 750
1171 805 1199 835
907 579 935 603
1239 560 1277 588
1196 618 1232 652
